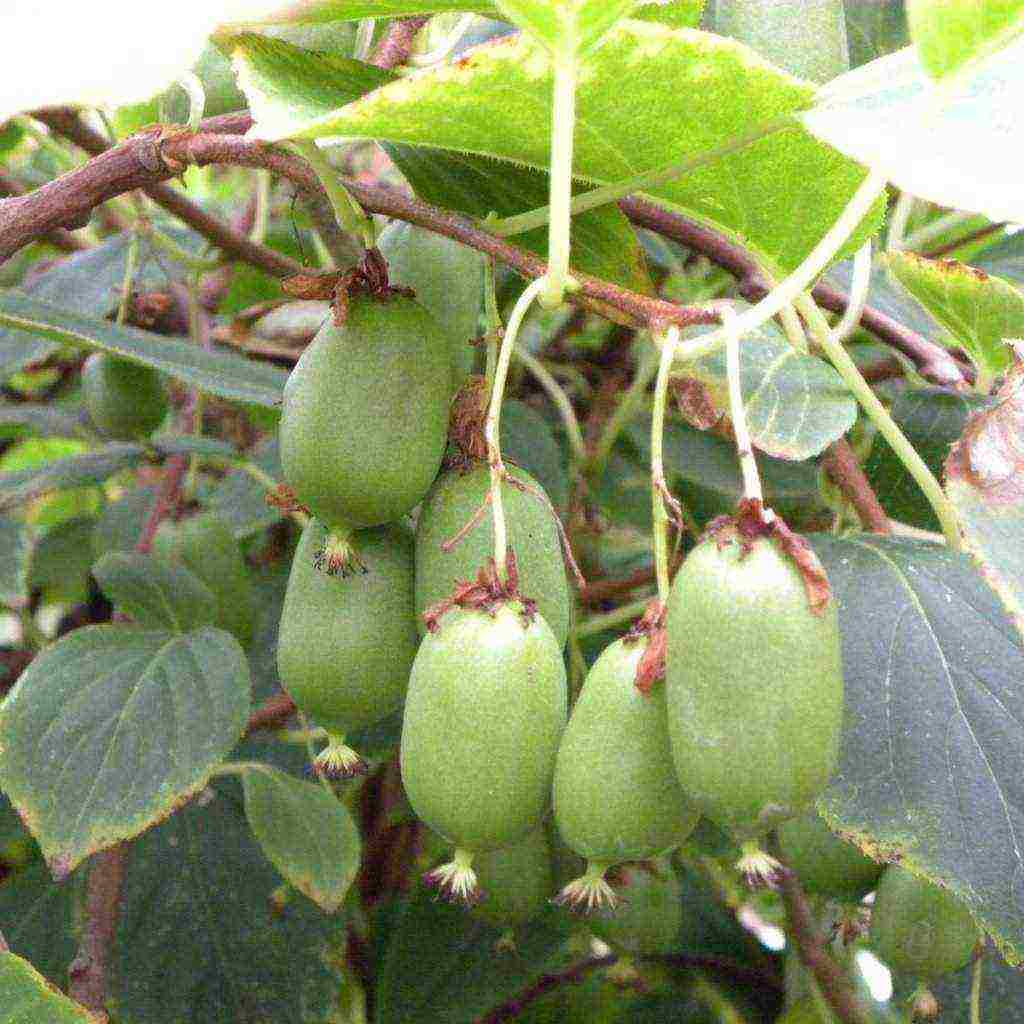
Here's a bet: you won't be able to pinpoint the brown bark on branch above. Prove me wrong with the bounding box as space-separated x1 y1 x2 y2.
372 15 430 69
822 438 891 534
245 692 297 736
0 171 87 253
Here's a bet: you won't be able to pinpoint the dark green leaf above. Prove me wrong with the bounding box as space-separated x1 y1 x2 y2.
974 232 1024 287
0 952 96 1023
931 951 1024 1022
502 399 569 512
208 437 284 540
152 434 239 461
0 443 145 513
845 0 909 68
27 516 97 606
92 486 157 556
864 387 990 531
0 517 33 608
92 552 218 633
377 890 569 1024
0 624 251 877
813 535 1024 963
0 862 79 986
113 786 344 1023
240 764 360 912
0 289 288 408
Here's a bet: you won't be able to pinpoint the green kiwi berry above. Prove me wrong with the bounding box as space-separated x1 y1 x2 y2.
777 811 882 902
377 220 484 386
152 512 255 646
471 828 554 929
588 859 682 956
279 293 452 532
665 530 843 851
553 636 699 911
277 517 418 777
400 601 567 902
869 866 979 979
415 464 570 646
81 353 168 440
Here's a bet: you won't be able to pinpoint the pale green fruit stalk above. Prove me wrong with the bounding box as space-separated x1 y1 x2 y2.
665 524 843 883
81 352 168 440
279 293 452 561
415 464 571 646
277 518 418 778
869 865 980 980
400 602 567 903
377 220 484 386
152 512 255 646
588 859 683 957
553 635 699 911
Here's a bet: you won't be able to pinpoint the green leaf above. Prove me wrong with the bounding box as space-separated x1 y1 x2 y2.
113 785 345 1024
884 252 1022 381
632 1 704 30
0 403 92 441
0 862 79 987
152 434 240 461
804 36 1024 224
92 552 218 633
708 0 850 83
844 0 909 69
908 0 1024 80
0 952 98 1023
813 535 1024 963
502 398 569 511
28 516 98 606
0 289 288 408
377 889 568 1024
0 624 251 878
864 387 991 531
493 0 638 57
0 517 33 608
243 21 882 277
226 32 652 292
681 315 856 460
974 232 1024 288
945 367 1024 641
0 443 146 514
239 764 360 912
92 486 157 556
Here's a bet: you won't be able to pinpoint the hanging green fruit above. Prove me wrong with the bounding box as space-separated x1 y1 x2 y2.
587 859 683 957
470 827 554 930
81 353 167 440
777 810 882 902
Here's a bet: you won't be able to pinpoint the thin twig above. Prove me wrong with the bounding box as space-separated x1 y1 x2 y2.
372 15 430 69
245 692 297 736
477 955 616 1024
822 438 890 534
767 832 869 1024
621 196 968 387
31 109 303 279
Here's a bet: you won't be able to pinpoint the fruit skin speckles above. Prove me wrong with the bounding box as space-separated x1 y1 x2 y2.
277 517 418 778
665 527 843 840
400 600 567 903
279 292 452 533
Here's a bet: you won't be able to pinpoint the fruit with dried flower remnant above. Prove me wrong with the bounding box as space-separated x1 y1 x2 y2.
665 515 843 886
587 859 682 956
869 865 979 979
277 517 418 778
552 631 699 911
400 598 567 903
415 464 570 646
470 827 554 930
279 292 452 566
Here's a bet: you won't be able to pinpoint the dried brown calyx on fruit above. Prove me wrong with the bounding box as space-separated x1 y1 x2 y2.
626 599 668 695
421 551 536 633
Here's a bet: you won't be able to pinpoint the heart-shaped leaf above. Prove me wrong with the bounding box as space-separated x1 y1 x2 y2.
0 952 98 1024
813 534 1024 963
0 624 251 878
242 21 882 276
240 764 361 912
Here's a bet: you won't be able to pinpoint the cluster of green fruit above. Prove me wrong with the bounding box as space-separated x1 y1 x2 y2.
268 231 979 985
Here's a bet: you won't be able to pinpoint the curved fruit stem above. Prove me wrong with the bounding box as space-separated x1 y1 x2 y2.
970 954 984 1024
668 168 889 367
539 55 580 309
491 115 793 238
795 292 962 550
722 306 768 513
423 848 480 905
650 326 681 604
312 733 368 780
292 139 376 251
513 346 586 462
552 860 618 913
485 277 547 580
